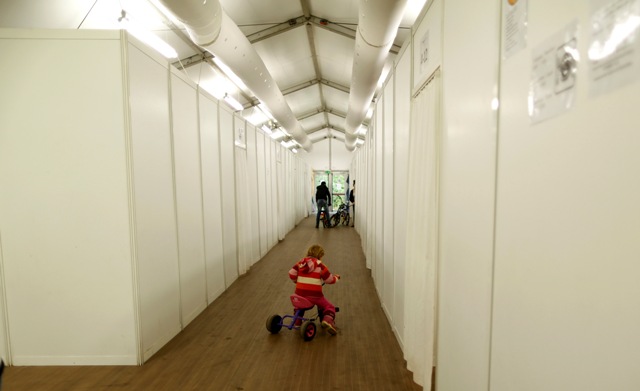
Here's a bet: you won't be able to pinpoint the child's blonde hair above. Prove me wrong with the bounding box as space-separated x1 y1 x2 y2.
306 244 325 259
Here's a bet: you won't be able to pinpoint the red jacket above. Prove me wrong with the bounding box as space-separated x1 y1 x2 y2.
289 257 338 297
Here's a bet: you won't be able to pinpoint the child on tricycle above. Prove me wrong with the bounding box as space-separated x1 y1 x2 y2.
266 244 340 340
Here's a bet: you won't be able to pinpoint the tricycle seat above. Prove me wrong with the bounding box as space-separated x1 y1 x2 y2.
290 294 314 310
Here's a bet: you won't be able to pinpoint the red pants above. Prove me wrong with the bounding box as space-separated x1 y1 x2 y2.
294 295 336 319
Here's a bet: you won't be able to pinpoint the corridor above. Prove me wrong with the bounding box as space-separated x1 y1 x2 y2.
4 216 421 390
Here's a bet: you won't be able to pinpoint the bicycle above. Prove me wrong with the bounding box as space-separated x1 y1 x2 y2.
319 210 332 228
331 195 350 227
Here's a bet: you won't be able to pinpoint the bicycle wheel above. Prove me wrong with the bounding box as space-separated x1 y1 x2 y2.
343 213 350 226
330 213 340 227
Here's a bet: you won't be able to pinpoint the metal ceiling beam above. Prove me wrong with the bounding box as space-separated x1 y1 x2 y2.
299 0 331 135
306 124 364 140
276 78 350 97
308 16 401 55
319 79 350 94
244 14 401 55
297 107 347 121
245 15 307 43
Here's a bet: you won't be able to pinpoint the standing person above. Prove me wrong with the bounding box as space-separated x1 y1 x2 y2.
288 244 340 335
349 180 355 226
315 181 331 228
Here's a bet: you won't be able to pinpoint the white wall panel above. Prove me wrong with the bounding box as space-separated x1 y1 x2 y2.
274 144 288 240
256 132 268 257
437 0 499 388
382 76 395 322
127 43 181 362
234 116 250 275
301 136 353 172
245 124 261 265
269 143 279 245
393 45 411 347
491 1 640 390
198 91 225 303
170 70 207 327
374 101 384 294
265 140 275 248
218 107 239 287
0 30 137 365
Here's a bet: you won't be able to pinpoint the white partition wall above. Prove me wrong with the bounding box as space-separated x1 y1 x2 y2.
0 30 138 365
437 0 499 388
198 91 226 303
127 42 181 362
0 28 311 367
490 1 640 390
382 76 396 323
256 131 268 257
170 70 208 327
245 124 261 266
269 143 279 245
392 44 411 348
218 108 239 287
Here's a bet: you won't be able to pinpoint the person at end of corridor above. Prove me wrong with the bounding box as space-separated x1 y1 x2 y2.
315 181 331 228
349 180 355 227
288 244 340 335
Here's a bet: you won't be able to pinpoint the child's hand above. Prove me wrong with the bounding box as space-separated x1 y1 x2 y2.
334 274 340 280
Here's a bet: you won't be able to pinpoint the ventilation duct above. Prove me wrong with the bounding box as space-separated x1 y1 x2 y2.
344 0 408 151
157 0 313 151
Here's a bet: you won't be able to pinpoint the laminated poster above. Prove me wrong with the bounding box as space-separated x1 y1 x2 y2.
588 0 640 96
235 126 246 149
529 21 580 124
503 0 528 59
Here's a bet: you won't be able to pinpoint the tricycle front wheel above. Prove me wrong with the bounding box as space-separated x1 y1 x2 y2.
266 315 283 334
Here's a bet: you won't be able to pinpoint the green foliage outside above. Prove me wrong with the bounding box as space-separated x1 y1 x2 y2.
313 170 349 207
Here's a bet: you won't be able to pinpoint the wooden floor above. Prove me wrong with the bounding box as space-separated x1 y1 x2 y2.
4 216 421 391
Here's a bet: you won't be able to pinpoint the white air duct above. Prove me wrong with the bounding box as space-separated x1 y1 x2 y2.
157 0 313 151
344 0 408 151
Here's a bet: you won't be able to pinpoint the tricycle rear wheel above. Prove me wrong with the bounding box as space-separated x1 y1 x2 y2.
300 321 317 341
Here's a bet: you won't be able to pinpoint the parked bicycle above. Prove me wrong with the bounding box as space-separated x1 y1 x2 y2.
331 195 351 227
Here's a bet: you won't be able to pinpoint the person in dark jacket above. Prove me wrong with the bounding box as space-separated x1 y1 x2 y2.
315 181 331 228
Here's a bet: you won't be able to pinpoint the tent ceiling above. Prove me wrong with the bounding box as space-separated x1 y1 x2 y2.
0 0 427 147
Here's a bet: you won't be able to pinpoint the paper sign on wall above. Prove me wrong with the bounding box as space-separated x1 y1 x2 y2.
529 21 580 124
235 126 246 149
588 0 640 96
503 0 529 59
420 30 430 74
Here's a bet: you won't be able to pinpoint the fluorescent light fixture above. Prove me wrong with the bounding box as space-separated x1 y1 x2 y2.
223 94 244 111
213 58 249 91
119 11 177 59
377 67 390 88
292 148 298 154
261 124 272 134
366 107 374 120
281 140 297 149
257 104 276 122
357 125 368 135
243 106 270 126
355 139 365 146
270 128 285 140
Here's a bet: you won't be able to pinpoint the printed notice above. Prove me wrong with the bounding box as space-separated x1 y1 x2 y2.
588 0 640 95
503 0 528 59
420 30 430 75
529 21 580 124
